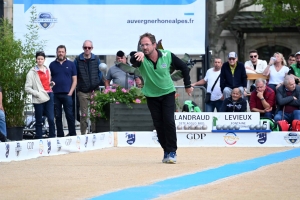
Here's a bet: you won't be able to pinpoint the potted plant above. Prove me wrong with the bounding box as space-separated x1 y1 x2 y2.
0 8 45 140
89 86 154 132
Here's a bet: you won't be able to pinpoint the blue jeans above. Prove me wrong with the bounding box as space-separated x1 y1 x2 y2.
54 93 76 137
274 110 300 123
262 112 273 118
33 92 55 139
0 110 7 137
205 100 223 112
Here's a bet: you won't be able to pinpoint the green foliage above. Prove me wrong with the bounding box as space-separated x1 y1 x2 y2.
0 7 46 127
256 0 300 27
89 86 146 120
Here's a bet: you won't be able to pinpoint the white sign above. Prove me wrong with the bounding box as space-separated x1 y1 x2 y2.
13 0 206 55
175 112 212 133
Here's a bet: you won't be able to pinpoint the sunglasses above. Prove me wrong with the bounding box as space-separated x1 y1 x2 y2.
83 46 92 50
228 58 236 60
250 55 257 58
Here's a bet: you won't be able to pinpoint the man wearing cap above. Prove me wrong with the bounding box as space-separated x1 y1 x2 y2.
220 52 247 99
288 51 300 85
105 51 142 89
74 40 105 135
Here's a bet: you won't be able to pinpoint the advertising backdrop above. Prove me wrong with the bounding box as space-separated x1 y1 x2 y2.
13 0 206 55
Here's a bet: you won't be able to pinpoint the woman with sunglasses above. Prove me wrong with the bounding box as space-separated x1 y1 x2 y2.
263 52 289 92
25 51 56 139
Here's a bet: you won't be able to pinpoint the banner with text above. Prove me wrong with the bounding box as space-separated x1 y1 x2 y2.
13 0 206 55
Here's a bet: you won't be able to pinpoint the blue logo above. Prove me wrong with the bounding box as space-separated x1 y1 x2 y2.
34 12 57 29
92 135 96 146
5 143 10 158
15 142 22 157
126 133 136 145
47 139 51 154
284 133 300 144
57 139 62 151
85 136 88 148
257 132 267 144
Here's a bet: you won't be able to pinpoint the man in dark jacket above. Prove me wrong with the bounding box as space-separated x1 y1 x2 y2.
221 88 247 112
220 52 247 99
274 75 300 123
74 40 104 135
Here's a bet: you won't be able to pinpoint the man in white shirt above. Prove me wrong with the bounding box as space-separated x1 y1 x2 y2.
192 58 223 112
244 50 268 91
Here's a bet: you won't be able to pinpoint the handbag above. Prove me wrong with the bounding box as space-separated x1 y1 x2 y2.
291 119 300 131
277 107 290 131
205 74 220 103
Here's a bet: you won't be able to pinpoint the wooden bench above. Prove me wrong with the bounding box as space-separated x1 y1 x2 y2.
247 73 269 81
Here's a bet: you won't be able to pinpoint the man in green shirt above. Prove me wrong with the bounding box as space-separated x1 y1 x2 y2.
130 33 193 164
288 51 300 85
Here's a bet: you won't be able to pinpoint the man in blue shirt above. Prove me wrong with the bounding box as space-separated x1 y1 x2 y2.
49 45 77 137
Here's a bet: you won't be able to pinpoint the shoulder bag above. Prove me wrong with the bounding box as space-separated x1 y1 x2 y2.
205 74 220 103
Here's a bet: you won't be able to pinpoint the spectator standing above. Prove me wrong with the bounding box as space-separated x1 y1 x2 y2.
220 52 247 99
287 53 296 68
263 52 289 92
274 75 300 123
244 50 268 74
0 86 7 140
244 50 268 91
74 40 104 135
249 78 275 118
221 88 247 112
25 51 56 139
105 50 142 89
192 58 223 112
50 45 77 137
130 33 193 164
288 51 300 85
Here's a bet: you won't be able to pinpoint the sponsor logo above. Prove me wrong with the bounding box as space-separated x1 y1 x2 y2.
224 132 239 145
5 143 10 158
39 140 44 154
186 133 206 140
85 136 88 148
27 142 34 150
34 12 57 29
161 63 167 68
57 139 62 151
92 135 96 146
76 136 81 150
47 139 51 154
152 132 159 144
257 132 267 144
15 142 22 156
126 133 135 145
65 138 72 146
284 133 300 144
100 134 105 141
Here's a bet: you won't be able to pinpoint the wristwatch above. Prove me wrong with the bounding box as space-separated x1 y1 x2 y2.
260 97 265 101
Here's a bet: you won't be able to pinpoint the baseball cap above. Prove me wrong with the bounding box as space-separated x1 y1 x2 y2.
116 50 125 57
295 51 300 56
228 52 238 58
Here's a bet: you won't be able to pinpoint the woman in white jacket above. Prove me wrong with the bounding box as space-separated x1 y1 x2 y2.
25 51 56 139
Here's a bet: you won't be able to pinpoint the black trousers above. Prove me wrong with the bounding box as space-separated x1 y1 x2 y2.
146 91 177 152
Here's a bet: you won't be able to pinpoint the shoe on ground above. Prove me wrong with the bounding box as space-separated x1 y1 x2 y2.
167 152 177 164
162 152 169 163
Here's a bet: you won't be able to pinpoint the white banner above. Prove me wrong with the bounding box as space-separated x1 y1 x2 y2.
13 0 206 55
116 131 300 147
0 132 114 162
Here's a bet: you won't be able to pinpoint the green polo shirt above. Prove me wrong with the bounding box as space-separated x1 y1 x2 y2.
139 50 175 97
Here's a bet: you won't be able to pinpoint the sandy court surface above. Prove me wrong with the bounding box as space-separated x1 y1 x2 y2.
0 147 298 200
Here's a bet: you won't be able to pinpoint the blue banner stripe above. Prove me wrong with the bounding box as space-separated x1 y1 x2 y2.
14 0 197 12
90 148 300 200
184 13 194 15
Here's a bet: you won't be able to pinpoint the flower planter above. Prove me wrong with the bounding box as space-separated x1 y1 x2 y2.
95 103 154 132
